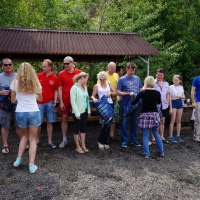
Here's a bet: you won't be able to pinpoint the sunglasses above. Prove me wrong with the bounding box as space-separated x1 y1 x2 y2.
63 61 72 66
99 78 106 81
3 64 12 67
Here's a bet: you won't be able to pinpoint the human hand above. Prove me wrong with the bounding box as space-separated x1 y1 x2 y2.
59 102 65 111
1 90 10 95
76 116 80 119
130 92 134 96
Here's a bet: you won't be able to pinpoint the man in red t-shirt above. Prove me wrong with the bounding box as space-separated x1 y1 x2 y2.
58 56 81 148
37 59 58 149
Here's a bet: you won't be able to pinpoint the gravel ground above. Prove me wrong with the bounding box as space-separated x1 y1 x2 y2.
0 121 200 200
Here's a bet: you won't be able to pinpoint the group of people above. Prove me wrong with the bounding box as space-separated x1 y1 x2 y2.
0 56 199 173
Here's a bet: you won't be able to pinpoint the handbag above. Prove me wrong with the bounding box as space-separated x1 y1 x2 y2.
93 95 114 124
0 93 14 112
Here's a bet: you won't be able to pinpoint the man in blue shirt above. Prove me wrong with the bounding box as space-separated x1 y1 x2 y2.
117 62 143 147
191 76 200 142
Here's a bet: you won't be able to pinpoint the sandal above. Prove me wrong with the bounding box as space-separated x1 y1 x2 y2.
2 146 9 154
151 140 156 145
75 148 85 154
97 142 104 150
82 147 89 153
104 144 110 149
48 143 56 149
162 139 169 144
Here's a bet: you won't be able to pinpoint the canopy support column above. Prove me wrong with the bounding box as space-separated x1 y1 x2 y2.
138 56 150 76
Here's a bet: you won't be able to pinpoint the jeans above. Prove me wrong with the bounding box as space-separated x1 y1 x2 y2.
194 102 200 140
121 105 138 145
142 126 164 156
98 120 111 145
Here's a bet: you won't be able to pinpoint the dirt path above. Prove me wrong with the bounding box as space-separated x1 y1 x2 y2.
0 122 200 200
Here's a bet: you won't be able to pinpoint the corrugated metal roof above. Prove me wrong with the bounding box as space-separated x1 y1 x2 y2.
0 27 160 61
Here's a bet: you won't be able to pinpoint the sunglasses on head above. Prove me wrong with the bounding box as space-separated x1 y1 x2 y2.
63 61 72 65
3 64 12 67
99 78 106 81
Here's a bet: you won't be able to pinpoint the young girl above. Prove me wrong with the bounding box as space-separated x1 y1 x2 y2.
169 75 185 142
70 72 91 153
11 62 42 174
132 76 164 158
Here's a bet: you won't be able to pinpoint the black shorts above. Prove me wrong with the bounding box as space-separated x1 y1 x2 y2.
73 110 88 134
161 106 169 118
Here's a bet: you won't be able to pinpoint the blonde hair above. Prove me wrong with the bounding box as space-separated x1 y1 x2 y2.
97 71 107 80
73 72 89 83
173 75 182 85
144 76 155 89
13 62 41 94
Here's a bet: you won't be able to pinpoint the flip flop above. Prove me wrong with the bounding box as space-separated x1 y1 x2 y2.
48 143 56 149
2 146 9 154
162 139 169 144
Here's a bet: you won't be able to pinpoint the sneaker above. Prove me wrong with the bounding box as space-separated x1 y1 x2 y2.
149 141 152 146
13 157 22 167
29 164 38 174
122 143 127 148
59 141 67 148
193 136 200 142
168 137 177 143
131 141 141 147
144 155 149 159
159 153 164 157
176 136 183 142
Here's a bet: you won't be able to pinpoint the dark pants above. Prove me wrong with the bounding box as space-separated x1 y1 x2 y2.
98 120 112 145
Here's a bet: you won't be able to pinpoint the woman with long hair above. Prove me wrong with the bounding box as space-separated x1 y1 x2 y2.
169 75 185 142
132 76 164 158
11 62 42 174
70 72 91 153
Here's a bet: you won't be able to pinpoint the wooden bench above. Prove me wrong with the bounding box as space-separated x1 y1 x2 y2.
43 107 100 122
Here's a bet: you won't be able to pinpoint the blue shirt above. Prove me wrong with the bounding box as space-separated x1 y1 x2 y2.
117 75 143 106
192 76 200 102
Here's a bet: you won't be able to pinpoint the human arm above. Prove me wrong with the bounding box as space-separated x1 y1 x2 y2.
167 92 172 114
70 86 80 118
11 90 16 104
36 91 43 102
191 86 196 109
116 89 134 96
106 82 117 98
58 86 65 111
52 90 58 107
91 85 98 103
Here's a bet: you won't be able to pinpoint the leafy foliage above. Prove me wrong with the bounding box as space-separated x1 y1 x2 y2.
1 0 200 92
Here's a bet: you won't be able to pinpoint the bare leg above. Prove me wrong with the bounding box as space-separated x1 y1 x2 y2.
61 114 68 138
1 128 9 147
176 109 183 137
74 134 81 150
17 127 29 158
16 127 23 140
36 125 41 142
159 117 165 140
47 122 53 144
169 109 177 138
109 122 115 138
28 126 39 164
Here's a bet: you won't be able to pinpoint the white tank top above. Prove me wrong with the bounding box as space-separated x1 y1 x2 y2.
97 82 113 104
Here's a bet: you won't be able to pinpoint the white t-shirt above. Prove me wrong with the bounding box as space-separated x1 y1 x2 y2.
170 85 184 100
97 82 113 104
11 81 41 112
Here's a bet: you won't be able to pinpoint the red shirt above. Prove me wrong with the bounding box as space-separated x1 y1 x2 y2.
37 72 58 104
58 68 82 103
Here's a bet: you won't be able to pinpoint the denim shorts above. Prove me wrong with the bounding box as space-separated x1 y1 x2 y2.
16 111 41 128
172 99 183 109
38 101 56 122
